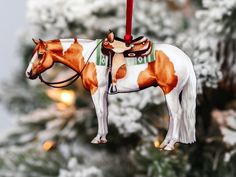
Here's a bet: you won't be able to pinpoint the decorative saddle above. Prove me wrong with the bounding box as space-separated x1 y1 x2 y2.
100 32 154 93
106 36 153 58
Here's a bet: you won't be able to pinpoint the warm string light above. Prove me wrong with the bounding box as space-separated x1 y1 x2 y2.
60 90 75 105
43 140 56 152
47 89 76 107
56 102 68 110
153 139 160 148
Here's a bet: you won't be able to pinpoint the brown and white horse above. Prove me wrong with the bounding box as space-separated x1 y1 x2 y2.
26 34 196 150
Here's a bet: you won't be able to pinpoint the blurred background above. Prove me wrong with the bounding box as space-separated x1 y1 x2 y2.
0 0 236 177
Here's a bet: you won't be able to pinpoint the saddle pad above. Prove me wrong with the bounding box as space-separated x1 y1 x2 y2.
96 39 156 66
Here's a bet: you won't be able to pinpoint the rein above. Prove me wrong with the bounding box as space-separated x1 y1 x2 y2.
38 39 104 88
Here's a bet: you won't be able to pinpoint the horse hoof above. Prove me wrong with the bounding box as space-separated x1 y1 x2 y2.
159 143 166 149
91 138 100 144
91 139 107 144
91 136 107 144
100 139 107 144
159 139 169 149
164 144 174 151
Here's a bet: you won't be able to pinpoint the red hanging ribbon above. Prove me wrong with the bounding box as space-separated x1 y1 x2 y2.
124 0 134 45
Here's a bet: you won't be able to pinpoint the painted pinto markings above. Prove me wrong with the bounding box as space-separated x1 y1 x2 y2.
138 50 178 94
46 39 64 56
43 39 99 95
62 38 85 71
116 64 127 80
137 62 157 90
82 62 98 95
62 39 98 94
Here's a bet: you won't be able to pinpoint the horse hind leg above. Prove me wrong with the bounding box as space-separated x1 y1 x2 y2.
163 91 182 151
159 105 174 149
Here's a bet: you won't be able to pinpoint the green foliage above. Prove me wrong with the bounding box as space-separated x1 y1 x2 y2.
1 82 51 114
0 146 66 177
131 145 189 177
187 140 236 177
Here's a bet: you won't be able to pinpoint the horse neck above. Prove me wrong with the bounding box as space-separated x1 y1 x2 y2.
52 39 96 73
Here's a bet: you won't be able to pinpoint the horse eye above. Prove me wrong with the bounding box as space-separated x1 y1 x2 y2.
38 53 44 59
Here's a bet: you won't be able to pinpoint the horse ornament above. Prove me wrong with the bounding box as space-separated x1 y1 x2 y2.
25 30 197 151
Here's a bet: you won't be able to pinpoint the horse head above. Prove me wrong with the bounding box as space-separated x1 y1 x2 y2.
26 38 54 79
103 31 131 53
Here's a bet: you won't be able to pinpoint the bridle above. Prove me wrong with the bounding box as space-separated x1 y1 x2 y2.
38 39 104 88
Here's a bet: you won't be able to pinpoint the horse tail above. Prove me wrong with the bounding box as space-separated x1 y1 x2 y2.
179 65 197 144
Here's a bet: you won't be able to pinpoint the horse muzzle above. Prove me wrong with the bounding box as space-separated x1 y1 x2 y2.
26 71 38 80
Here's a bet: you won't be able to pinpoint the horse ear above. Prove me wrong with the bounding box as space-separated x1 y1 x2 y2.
32 38 39 44
107 30 114 43
39 38 44 43
39 39 47 48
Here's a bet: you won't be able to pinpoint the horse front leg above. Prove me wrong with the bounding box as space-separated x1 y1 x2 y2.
101 86 109 142
91 86 108 144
